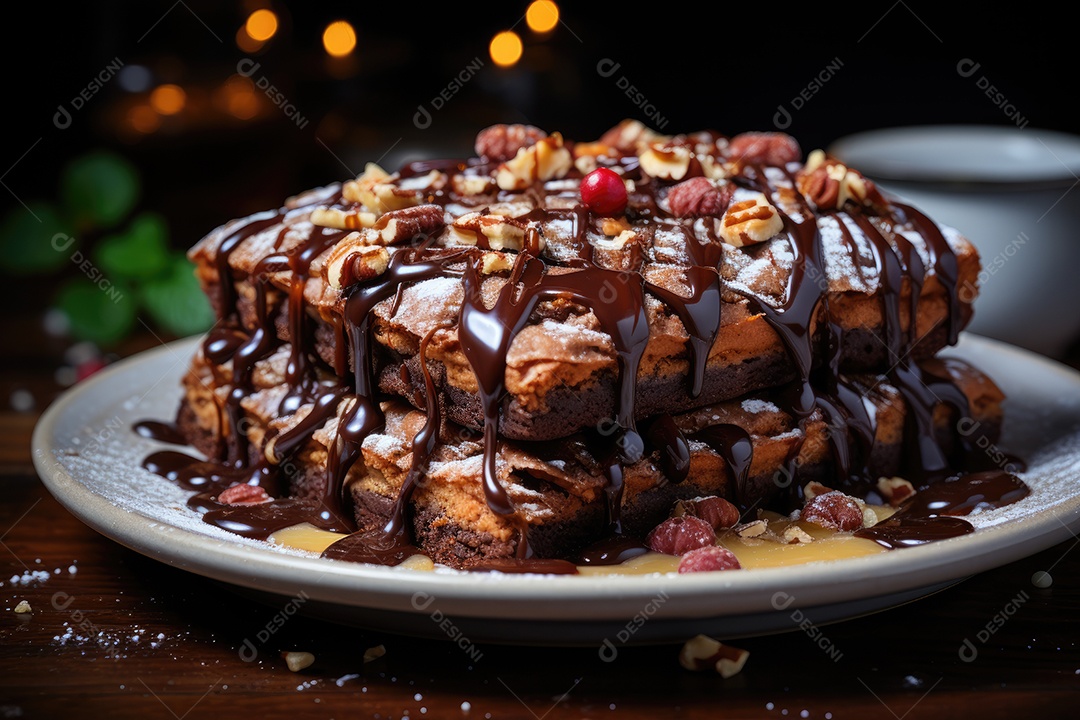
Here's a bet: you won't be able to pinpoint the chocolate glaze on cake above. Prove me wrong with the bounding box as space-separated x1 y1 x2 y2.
138 121 1028 570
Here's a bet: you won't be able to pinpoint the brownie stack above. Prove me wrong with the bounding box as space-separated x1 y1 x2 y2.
175 121 1004 568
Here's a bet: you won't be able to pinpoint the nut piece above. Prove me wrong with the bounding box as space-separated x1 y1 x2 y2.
638 142 692 181
598 119 666 154
734 519 769 538
797 149 885 211
325 241 391 289
801 491 865 531
666 177 734 217
449 212 533 252
452 173 495 197
480 252 513 275
475 123 547 162
495 134 573 191
673 496 741 530
678 546 742 573
217 483 273 506
718 192 784 247
311 206 378 231
363 644 386 663
646 516 717 556
877 476 916 507
368 204 447 247
802 481 834 502
781 525 815 544
14 600 32 614
728 131 801 166
342 163 390 204
679 635 750 678
591 229 636 252
282 651 315 672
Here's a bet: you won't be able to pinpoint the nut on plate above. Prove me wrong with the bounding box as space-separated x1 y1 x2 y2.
282 651 315 672
679 635 750 677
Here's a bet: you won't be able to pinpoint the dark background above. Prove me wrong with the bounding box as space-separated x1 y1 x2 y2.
1 1 1068 250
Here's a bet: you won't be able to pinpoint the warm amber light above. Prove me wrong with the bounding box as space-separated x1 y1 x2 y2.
489 30 523 68
245 8 278 42
323 20 357 58
149 84 186 115
222 76 259 119
236 25 264 53
526 1 559 33
128 105 161 134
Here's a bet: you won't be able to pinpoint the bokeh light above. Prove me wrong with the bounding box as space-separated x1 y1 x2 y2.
526 1 559 33
245 9 278 42
323 21 357 58
149 84 186 115
489 31 523 68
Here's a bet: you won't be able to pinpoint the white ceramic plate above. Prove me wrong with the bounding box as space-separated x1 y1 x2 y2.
32 334 1080 645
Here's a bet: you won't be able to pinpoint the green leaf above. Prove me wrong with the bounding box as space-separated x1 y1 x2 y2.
56 277 137 346
61 151 139 229
141 256 215 337
0 202 76 274
95 212 170 281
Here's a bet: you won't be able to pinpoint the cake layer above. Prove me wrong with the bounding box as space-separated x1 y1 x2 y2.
175 342 1004 568
187 134 979 442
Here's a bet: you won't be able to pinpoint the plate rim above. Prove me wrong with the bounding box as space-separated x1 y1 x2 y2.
31 333 1080 622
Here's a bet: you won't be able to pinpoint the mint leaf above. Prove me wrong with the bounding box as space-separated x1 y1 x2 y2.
0 203 76 273
95 212 170 281
141 256 215 337
61 151 139 230
56 277 136 346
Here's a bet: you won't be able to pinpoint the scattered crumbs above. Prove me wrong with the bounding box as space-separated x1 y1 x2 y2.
460 702 471 713
34 559 41 565
766 703 774 711
335 674 360 687
609 704 616 710
9 571 50 586
825 714 833 720
801 712 809 719
68 565 78 575
414 693 423 702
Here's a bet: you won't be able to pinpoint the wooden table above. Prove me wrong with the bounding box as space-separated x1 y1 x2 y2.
3 320 1079 718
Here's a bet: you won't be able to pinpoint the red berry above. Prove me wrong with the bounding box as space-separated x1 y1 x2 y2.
646 516 716 556
580 167 628 216
678 546 742 573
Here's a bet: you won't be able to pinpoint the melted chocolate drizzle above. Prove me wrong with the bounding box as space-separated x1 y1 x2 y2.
137 136 1030 570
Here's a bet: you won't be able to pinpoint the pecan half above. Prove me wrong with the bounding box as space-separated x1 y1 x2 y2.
475 124 547 162
728 131 801 166
666 177 734 218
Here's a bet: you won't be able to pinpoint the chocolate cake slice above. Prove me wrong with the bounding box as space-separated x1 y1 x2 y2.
150 120 1022 571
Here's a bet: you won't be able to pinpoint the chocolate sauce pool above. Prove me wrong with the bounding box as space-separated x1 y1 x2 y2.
135 135 1032 573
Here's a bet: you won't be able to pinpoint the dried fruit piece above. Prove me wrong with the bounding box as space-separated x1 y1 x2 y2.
801 490 864 531
666 177 734 218
646 516 717 556
679 635 750 677
580 167 628 216
678 546 742 573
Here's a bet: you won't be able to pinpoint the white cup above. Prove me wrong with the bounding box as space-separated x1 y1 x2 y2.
829 125 1080 358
